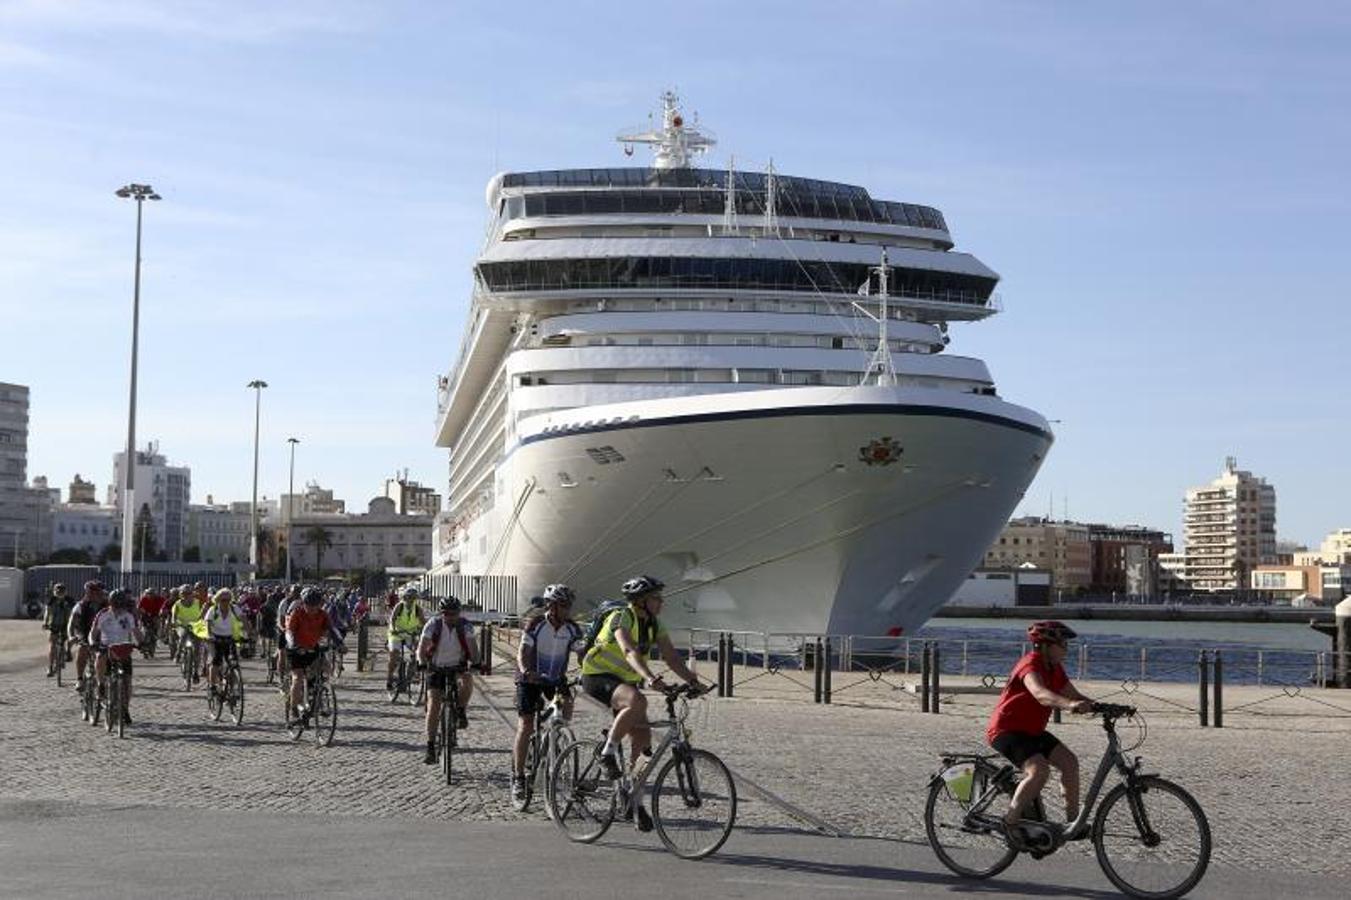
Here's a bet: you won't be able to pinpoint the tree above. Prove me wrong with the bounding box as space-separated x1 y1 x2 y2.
304 526 334 577
182 546 202 563
47 547 93 565
99 543 120 565
133 504 159 564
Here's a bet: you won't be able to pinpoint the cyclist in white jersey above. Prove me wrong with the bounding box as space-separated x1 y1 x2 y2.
511 584 585 803
90 589 142 724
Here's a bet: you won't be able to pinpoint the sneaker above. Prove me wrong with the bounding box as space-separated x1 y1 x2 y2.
122 711 132 726
456 709 469 730
424 742 437 765
511 776 527 804
634 804 653 833
599 749 622 780
46 668 54 678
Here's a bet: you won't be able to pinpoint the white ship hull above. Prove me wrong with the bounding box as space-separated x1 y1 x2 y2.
444 385 1051 637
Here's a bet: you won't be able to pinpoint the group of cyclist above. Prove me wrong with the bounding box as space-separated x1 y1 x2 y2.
40 570 1093 844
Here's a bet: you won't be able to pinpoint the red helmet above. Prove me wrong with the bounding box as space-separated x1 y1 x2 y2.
1027 620 1077 645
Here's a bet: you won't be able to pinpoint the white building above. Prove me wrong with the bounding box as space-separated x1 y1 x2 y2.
1178 457 1276 592
0 383 56 564
111 442 192 561
1320 529 1351 566
187 501 252 564
51 504 121 557
290 497 433 575
278 483 345 525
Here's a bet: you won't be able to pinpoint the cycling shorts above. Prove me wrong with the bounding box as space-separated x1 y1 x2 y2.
97 645 134 674
991 730 1062 767
427 665 468 691
581 673 632 708
388 632 418 653
288 647 321 671
211 637 235 666
516 680 568 716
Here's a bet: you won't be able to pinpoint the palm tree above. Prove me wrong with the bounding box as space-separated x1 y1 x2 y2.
304 526 334 577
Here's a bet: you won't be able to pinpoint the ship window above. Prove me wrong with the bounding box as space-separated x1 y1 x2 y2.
831 337 844 349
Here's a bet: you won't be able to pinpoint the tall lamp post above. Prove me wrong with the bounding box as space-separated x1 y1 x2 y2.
247 379 268 575
115 183 161 580
285 437 300 583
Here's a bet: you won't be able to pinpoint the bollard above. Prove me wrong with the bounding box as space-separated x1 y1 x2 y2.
1198 650 1209 727
726 633 736 698
816 635 826 702
1213 650 1223 729
356 619 369 673
813 638 824 703
931 643 941 714
717 633 727 698
920 641 931 713
480 622 493 676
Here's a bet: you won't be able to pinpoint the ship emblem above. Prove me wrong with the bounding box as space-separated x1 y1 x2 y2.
859 437 904 467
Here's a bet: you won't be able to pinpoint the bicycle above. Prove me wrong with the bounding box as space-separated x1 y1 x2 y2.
93 646 132 739
513 678 579 815
206 639 246 726
139 617 159 659
548 683 736 859
428 665 468 785
260 630 277 685
387 635 423 706
48 630 68 687
164 619 180 661
178 632 200 691
80 654 98 724
286 647 337 747
925 702 1210 900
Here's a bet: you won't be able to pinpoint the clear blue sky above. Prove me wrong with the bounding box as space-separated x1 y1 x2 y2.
2 1 1348 546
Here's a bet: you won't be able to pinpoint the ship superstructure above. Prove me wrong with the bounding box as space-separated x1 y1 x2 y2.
429 92 1051 636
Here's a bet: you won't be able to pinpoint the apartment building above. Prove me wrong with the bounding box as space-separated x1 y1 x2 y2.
1179 457 1276 591
983 517 1092 595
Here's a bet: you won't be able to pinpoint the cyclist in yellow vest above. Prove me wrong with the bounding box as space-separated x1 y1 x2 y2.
170 586 207 684
580 575 701 829
386 587 426 690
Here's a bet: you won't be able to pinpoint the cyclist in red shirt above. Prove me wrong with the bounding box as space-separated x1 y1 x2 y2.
986 620 1095 837
285 587 331 721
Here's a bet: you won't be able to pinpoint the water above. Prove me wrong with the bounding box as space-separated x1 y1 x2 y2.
912 618 1336 686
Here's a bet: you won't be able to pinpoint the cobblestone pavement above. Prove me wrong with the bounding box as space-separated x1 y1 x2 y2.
2 621 1346 878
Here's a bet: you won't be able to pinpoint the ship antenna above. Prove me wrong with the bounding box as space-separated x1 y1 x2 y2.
852 247 898 386
762 158 779 236
615 90 716 170
721 155 740 236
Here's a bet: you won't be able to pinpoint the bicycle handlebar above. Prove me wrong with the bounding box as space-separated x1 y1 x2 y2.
1091 701 1137 719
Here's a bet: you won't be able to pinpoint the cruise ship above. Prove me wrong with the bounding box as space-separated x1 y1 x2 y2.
428 92 1052 637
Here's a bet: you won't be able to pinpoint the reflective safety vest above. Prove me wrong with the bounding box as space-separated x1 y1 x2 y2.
581 606 664 684
173 599 203 629
390 602 422 638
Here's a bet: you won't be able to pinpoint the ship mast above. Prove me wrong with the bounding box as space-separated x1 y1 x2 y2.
853 247 898 386
616 90 716 170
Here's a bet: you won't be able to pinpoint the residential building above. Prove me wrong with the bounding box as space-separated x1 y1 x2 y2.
982 517 1092 596
279 482 345 525
111 442 192 561
1251 564 1350 605
68 474 97 505
1320 529 1351 566
187 499 252 564
1179 457 1277 591
0 383 58 563
1157 553 1189 595
51 504 120 556
383 472 442 517
290 496 433 575
1087 524 1173 598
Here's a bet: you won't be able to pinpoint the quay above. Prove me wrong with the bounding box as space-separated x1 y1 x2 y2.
1 619 1348 896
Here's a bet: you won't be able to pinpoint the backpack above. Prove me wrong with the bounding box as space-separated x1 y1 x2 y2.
581 600 655 658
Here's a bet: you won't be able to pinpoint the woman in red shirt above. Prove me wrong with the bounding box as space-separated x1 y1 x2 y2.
986 620 1095 835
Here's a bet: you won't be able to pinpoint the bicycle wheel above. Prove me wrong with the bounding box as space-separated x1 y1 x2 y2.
413 667 426 708
514 739 537 812
1093 776 1211 900
81 676 94 723
312 683 337 747
441 701 457 784
181 644 195 691
547 740 616 843
542 725 576 820
114 676 126 739
207 680 224 721
54 642 64 688
651 747 738 859
227 668 245 726
285 695 305 741
105 677 120 736
924 764 1019 880
388 657 405 703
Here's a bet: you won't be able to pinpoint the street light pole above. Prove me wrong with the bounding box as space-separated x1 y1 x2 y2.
247 379 268 575
286 437 299 583
115 183 161 581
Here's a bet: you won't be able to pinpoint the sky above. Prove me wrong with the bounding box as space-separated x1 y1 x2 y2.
2 0 1348 547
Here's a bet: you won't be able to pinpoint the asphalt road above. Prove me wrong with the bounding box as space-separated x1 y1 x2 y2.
0 799 1341 899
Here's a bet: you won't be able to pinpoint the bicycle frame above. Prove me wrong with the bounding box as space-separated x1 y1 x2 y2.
613 692 696 812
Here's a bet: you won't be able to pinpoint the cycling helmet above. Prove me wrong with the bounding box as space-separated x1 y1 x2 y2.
108 589 133 610
1027 620 1077 645
439 595 462 613
213 588 235 605
621 575 665 599
84 580 106 595
401 586 421 601
542 583 576 606
51 583 67 595
301 586 324 606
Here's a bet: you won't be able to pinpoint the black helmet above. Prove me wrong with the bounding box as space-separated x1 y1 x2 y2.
542 583 575 606
621 575 664 599
301 586 324 606
108 589 133 610
401 586 421 601
84 580 106 595
1027 620 1077 645
51 583 67 595
439 595 462 613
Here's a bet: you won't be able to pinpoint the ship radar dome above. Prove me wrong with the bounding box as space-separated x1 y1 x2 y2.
485 172 507 210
